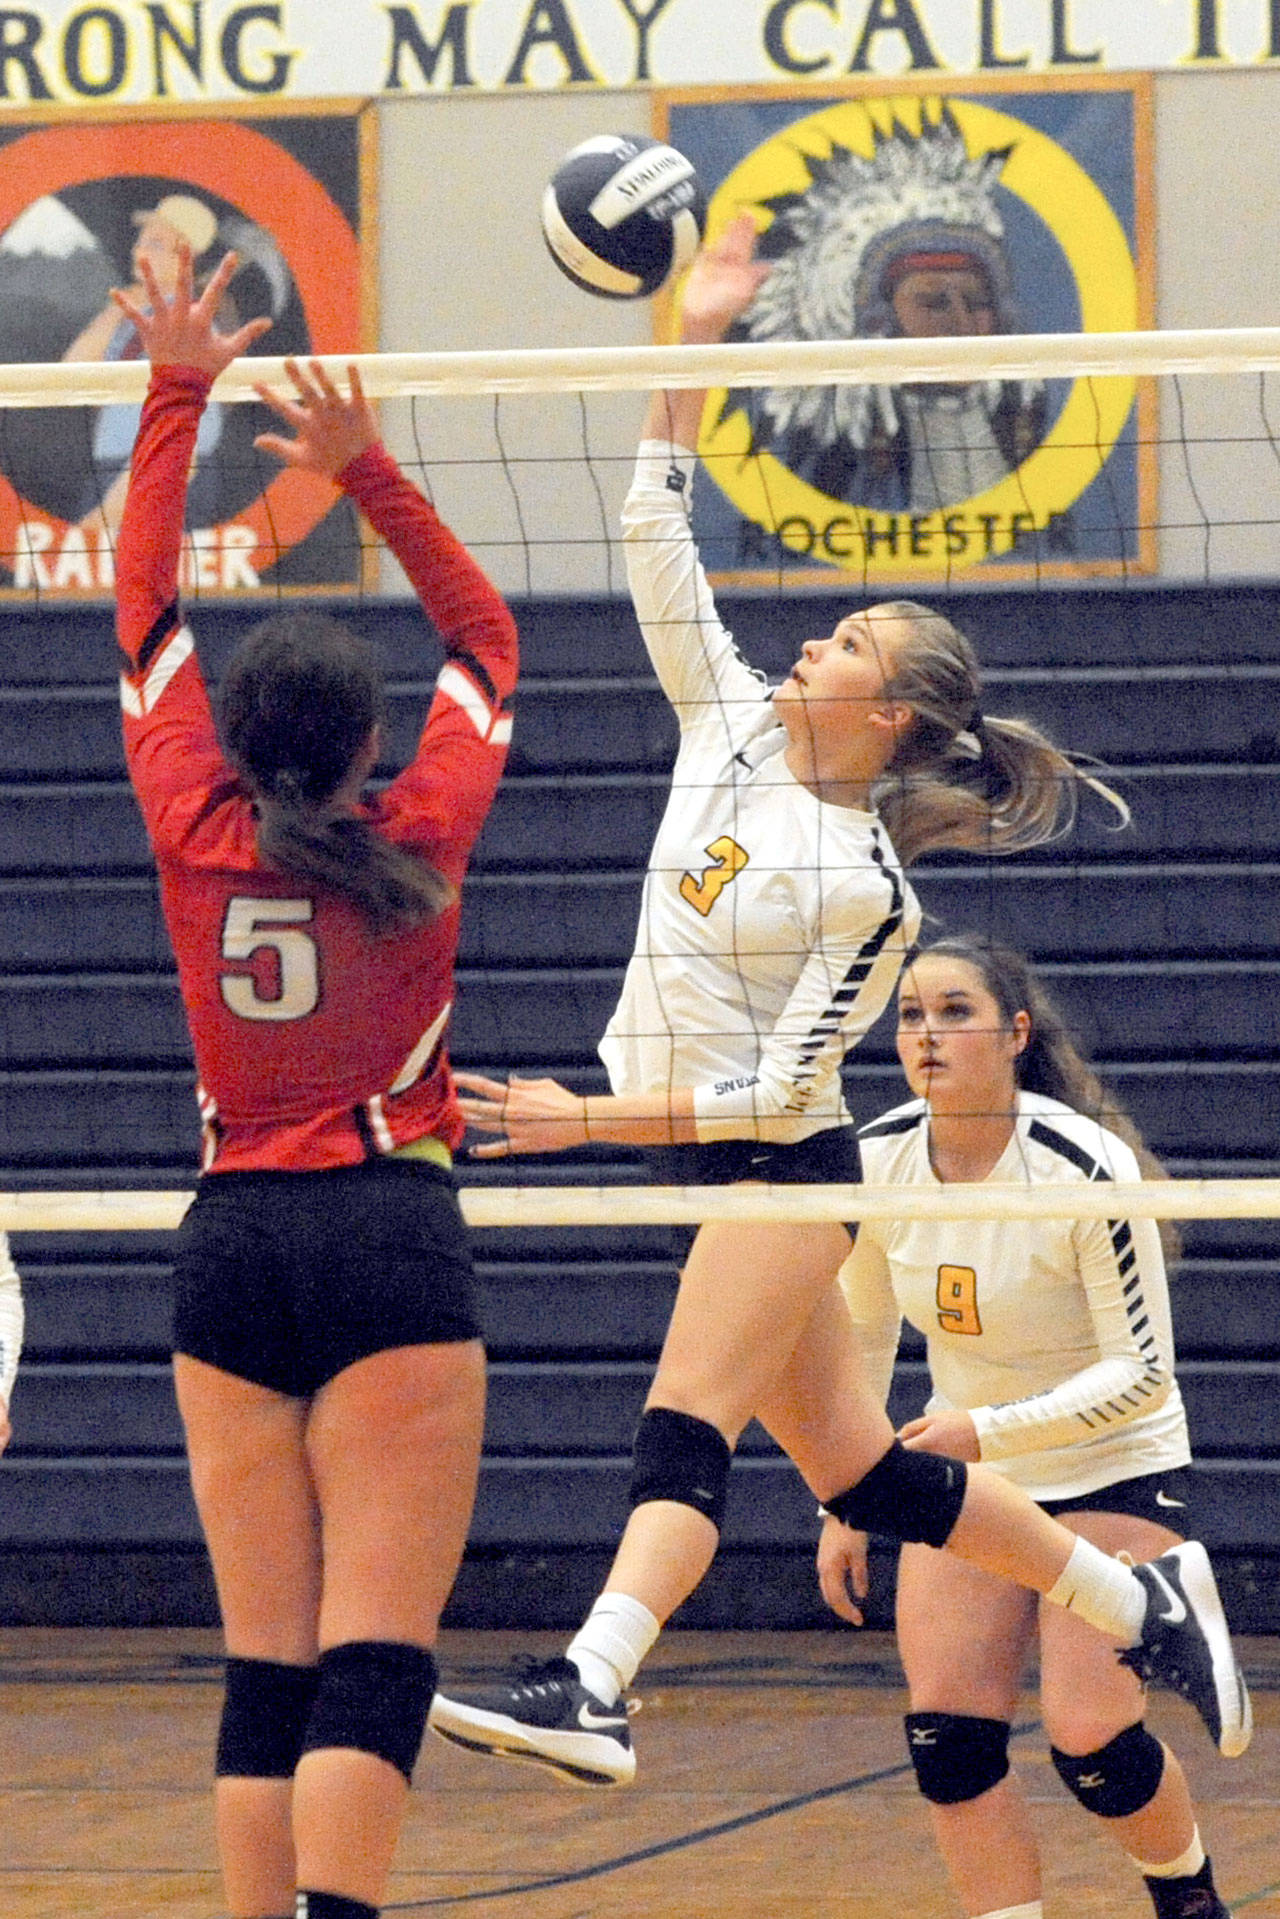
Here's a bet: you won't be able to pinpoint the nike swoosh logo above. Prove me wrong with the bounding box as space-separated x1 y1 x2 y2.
1144 1561 1187 1626
1155 1491 1187 1508
577 1703 626 1731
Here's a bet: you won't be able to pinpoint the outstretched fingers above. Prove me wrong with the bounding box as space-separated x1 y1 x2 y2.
252 357 378 476
108 243 271 375
452 1071 509 1134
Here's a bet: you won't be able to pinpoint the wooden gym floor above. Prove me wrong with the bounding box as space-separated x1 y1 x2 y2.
4 1627 1277 1919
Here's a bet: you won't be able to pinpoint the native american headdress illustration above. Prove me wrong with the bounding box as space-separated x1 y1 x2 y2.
740 106 1032 455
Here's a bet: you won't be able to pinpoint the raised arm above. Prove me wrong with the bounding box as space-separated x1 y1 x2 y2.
640 211 770 451
115 247 271 664
254 358 516 703
622 217 774 720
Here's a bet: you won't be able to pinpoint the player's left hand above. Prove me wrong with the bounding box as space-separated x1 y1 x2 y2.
898 1409 981 1462
253 358 379 479
111 244 272 376
454 1071 588 1157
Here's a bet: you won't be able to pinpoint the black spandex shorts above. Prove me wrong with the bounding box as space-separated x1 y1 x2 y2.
647 1126 861 1247
1040 1464 1197 1532
173 1159 482 1397
647 1125 860 1188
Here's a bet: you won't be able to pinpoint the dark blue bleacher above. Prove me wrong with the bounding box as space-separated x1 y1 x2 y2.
0 583 1277 1629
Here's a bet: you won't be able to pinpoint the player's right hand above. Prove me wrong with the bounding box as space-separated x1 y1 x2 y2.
817 1515 869 1626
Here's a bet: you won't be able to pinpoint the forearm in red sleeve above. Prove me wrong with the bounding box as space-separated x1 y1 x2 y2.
338 443 518 702
115 365 213 668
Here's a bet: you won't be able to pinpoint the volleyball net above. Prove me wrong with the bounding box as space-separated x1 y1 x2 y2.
0 326 1278 1234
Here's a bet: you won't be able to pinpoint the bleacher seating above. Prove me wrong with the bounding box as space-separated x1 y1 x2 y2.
0 582 1276 1629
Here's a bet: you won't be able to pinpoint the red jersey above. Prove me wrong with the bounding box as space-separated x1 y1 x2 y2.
115 365 517 1173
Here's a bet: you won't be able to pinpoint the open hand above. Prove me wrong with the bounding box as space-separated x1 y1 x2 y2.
453 1071 588 1157
253 358 379 480
111 245 271 376
679 212 772 344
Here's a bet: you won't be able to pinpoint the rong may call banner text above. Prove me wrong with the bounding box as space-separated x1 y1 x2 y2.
0 1 1276 108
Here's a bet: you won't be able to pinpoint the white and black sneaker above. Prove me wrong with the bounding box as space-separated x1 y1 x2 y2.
428 1656 635 1786
1121 1541 1253 1758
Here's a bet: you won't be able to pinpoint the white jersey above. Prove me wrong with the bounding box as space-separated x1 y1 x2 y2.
600 443 919 1144
0 1232 22 1410
840 1091 1191 1500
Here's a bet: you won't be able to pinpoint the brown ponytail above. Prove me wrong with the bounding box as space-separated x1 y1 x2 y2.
220 612 454 935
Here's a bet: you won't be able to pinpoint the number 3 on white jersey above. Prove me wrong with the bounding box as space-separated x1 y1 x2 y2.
220 897 319 1021
680 835 749 917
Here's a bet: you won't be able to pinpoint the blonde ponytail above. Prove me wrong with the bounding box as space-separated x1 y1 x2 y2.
866 601 1129 866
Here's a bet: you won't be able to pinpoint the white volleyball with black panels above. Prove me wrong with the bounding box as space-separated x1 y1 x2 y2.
541 133 706 299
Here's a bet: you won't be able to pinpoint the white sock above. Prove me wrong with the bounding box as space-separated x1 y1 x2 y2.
975 1904 1042 1919
1044 1535 1147 1643
1133 1829 1207 1880
567 1592 661 1706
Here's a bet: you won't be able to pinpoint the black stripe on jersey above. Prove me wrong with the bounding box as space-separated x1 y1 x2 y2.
1026 1117 1101 1179
788 835 905 1106
1027 1118 1166 1425
126 599 182 676
449 645 498 704
858 1110 921 1141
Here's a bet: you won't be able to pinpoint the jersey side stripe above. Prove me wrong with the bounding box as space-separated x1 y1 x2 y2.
388 1001 452 1095
788 836 905 1105
1027 1117 1166 1424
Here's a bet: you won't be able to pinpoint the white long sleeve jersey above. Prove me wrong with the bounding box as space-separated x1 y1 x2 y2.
839 1091 1190 1500
600 444 919 1143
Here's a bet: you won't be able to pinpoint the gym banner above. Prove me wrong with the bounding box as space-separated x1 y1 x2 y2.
0 102 374 595
660 73 1155 586
0 2 1274 109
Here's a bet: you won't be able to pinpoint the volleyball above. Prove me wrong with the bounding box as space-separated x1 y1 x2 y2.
540 134 706 300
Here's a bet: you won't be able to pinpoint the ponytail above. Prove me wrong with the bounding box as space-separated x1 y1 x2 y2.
867 600 1129 866
254 794 455 937
221 613 454 936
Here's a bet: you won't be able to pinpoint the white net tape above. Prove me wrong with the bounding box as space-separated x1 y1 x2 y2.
2 325 1276 1231
3 1178 1280 1235
3 327 1280 407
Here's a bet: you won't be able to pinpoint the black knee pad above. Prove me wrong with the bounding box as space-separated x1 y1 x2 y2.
630 1407 732 1530
1051 1722 1166 1818
824 1440 968 1548
300 1641 437 1784
215 1656 320 1778
904 1711 1011 1805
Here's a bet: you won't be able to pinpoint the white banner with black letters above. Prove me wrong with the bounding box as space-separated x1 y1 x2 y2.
0 2 1275 109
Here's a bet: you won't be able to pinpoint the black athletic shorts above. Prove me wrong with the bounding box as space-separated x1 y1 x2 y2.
1040 1464 1197 1532
173 1159 482 1397
647 1125 860 1187
647 1126 861 1248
